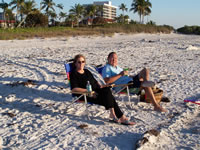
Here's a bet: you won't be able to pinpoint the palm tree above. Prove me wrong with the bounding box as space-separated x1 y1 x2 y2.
69 4 85 27
59 11 67 22
17 0 37 27
84 4 98 26
144 0 151 23
119 3 128 23
115 14 124 23
0 0 9 22
130 0 152 24
57 3 63 10
40 0 56 20
57 3 65 23
66 14 76 28
95 5 103 17
124 15 129 23
48 10 57 26
9 0 25 22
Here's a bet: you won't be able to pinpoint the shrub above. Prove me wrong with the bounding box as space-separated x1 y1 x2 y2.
25 11 48 27
177 25 200 35
0 24 174 40
162 24 174 31
93 17 107 25
130 20 140 24
194 27 200 35
146 20 156 26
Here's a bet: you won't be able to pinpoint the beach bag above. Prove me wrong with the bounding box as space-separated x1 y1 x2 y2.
140 87 163 104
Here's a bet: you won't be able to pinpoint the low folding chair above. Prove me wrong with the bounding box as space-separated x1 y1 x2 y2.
95 64 141 105
64 62 93 119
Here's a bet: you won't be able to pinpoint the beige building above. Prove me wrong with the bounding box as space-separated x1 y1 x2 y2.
94 1 117 21
83 1 117 23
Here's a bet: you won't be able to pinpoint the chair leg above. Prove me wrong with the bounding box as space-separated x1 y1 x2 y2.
126 86 131 105
84 94 90 120
66 95 84 111
65 94 91 120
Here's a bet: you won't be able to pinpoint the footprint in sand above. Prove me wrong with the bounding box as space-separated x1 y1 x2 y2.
5 94 16 102
38 84 48 90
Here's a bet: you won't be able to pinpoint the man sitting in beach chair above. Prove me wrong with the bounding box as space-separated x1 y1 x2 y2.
89 64 135 104
102 52 167 112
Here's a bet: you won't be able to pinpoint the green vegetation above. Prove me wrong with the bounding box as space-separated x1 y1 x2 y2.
0 24 174 40
177 26 200 35
0 0 153 28
0 0 176 40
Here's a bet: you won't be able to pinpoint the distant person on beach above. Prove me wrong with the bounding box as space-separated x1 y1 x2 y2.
70 54 135 125
102 52 167 112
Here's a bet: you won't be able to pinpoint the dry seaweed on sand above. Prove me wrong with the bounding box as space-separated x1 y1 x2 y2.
2 112 16 118
7 80 38 87
78 124 89 129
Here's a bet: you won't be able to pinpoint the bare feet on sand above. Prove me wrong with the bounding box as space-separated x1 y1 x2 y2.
154 106 167 112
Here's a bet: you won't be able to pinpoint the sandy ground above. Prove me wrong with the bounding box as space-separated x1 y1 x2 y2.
0 33 199 150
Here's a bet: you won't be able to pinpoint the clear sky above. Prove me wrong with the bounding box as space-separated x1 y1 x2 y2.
2 0 200 29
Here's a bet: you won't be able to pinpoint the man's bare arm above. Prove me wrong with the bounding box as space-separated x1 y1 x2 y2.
104 70 128 84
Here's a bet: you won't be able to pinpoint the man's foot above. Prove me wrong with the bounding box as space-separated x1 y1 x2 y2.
154 106 167 112
141 81 155 87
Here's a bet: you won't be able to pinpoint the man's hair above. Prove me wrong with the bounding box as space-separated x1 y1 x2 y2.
108 52 116 59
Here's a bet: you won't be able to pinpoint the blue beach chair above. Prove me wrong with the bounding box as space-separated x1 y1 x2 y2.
64 62 94 119
94 64 140 105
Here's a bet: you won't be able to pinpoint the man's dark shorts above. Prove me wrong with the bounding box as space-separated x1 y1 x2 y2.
128 74 141 88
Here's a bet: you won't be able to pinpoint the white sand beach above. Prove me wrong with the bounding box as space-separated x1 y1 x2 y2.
0 33 199 150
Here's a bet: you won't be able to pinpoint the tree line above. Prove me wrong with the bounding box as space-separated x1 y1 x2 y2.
0 0 152 28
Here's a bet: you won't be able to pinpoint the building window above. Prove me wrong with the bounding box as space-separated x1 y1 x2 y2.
0 13 5 20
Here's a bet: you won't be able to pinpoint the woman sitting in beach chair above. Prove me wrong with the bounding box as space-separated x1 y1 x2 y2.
70 54 135 125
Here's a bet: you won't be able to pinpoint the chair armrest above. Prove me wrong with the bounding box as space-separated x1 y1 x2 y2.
71 91 95 95
112 82 133 87
102 83 133 88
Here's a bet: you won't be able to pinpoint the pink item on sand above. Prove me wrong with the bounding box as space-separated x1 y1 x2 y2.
184 99 200 105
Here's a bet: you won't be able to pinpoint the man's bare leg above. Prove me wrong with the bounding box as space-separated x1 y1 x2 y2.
139 68 150 81
144 87 167 112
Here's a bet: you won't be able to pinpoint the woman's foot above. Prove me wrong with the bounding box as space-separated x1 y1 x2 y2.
119 116 136 125
109 115 119 123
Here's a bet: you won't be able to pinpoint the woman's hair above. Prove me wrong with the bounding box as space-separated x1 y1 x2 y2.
73 54 86 67
108 52 116 59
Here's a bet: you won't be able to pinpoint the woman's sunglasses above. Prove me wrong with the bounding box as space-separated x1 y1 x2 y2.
77 61 85 64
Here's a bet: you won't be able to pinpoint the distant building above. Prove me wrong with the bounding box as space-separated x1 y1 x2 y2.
94 1 117 20
83 1 117 24
0 12 6 28
0 12 15 28
0 12 4 20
